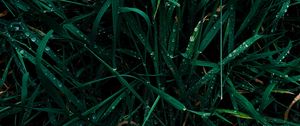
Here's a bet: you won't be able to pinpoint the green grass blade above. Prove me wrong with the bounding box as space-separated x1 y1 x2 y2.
0 57 13 87
21 72 29 104
142 96 160 126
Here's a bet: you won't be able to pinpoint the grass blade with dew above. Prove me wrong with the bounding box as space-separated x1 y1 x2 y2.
89 0 111 43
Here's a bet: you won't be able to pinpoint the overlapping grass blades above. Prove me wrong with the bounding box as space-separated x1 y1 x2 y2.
1 0 300 125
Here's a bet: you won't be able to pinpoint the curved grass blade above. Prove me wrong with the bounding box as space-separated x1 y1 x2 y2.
119 7 151 29
90 0 111 42
285 93 300 120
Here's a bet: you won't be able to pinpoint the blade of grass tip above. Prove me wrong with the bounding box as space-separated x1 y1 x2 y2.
260 82 276 111
89 0 111 42
21 72 29 104
84 45 146 105
186 109 211 118
35 30 53 76
64 11 95 24
34 30 65 107
215 109 252 119
119 7 151 33
152 0 161 19
284 93 300 120
144 82 187 111
0 57 13 87
226 78 271 126
142 96 160 126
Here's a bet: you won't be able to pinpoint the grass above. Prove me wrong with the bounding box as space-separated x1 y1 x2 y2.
1 0 300 125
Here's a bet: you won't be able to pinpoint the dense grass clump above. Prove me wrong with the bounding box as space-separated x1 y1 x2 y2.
1 0 300 125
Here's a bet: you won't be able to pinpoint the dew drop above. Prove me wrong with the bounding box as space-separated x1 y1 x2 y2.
19 50 24 55
284 75 288 78
45 47 50 51
189 36 195 41
194 27 198 32
112 68 117 71
213 26 216 29
58 84 62 88
31 37 37 42
150 52 154 56
24 32 30 37
15 27 20 31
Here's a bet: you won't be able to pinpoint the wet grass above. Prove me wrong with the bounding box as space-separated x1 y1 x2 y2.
1 0 300 125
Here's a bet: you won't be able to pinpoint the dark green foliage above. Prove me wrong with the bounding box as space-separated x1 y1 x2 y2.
1 0 300 125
